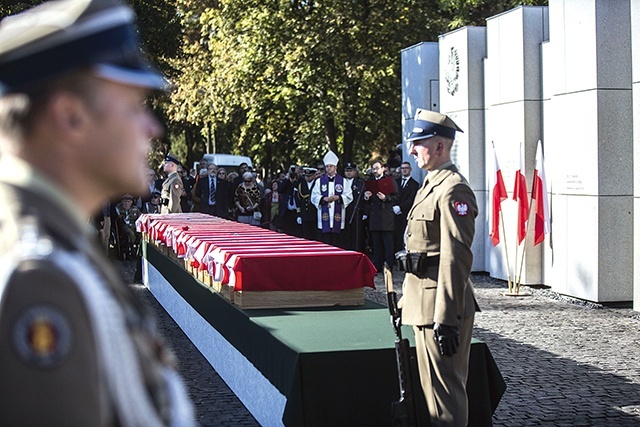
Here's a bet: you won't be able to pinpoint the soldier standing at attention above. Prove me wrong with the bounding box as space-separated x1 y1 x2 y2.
0 0 194 425
399 109 479 427
161 153 184 214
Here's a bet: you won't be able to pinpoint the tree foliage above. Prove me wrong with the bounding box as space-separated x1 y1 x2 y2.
168 0 546 175
1 0 547 174
168 0 454 175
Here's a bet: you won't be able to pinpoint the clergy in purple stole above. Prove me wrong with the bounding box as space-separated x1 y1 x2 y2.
311 150 353 247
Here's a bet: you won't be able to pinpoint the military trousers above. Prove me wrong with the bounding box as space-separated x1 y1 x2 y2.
413 313 474 427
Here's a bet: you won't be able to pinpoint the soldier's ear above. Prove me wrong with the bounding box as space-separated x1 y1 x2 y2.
47 91 90 135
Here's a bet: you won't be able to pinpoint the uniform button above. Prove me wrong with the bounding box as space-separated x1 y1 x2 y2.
407 233 412 237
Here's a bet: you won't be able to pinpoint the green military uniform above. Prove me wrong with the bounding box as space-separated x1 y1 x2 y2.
161 171 183 214
0 157 194 425
400 161 479 427
0 0 193 422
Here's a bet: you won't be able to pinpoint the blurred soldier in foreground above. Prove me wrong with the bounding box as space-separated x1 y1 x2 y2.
399 109 479 427
0 0 194 425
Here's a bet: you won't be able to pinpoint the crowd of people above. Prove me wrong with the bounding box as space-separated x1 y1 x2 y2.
99 148 421 274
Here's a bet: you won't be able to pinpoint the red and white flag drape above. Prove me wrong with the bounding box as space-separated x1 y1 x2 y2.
489 142 508 246
513 142 529 245
531 140 550 245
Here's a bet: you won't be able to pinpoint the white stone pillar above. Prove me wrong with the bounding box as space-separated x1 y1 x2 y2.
483 6 549 284
632 0 640 311
401 42 439 184
438 26 487 271
542 0 633 302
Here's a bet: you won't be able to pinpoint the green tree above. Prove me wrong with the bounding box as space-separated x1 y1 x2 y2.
2 0 548 174
438 0 547 29
169 0 453 176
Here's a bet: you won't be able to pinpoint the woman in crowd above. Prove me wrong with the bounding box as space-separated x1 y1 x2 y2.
235 172 262 226
262 180 281 230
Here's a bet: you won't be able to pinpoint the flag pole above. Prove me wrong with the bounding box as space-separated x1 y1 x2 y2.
500 207 513 293
513 231 519 294
515 195 534 294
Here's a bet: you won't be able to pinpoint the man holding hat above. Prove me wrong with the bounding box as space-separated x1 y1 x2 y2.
0 0 194 425
311 150 353 247
161 153 184 214
399 108 479 427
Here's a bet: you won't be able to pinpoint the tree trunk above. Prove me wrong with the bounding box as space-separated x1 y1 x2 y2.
324 113 337 154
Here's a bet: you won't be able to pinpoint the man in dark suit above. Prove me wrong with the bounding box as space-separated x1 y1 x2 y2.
214 168 233 219
194 163 232 218
393 161 420 252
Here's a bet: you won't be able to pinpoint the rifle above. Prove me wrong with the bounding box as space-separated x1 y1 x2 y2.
384 263 419 427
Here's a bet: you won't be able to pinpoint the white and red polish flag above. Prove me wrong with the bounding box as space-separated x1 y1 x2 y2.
513 142 529 245
531 140 550 245
489 142 508 246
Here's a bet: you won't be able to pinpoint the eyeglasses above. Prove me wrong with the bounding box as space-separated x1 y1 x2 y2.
217 172 226 175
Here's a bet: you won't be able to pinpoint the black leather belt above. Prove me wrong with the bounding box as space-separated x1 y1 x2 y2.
395 251 439 274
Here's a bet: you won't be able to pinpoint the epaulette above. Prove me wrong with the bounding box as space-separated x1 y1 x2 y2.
16 215 54 260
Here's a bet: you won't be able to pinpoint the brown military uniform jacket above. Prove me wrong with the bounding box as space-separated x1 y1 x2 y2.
161 171 183 214
0 157 193 426
400 162 479 328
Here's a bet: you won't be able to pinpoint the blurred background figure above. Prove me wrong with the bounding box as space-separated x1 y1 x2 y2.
296 167 318 241
115 194 142 260
142 191 162 214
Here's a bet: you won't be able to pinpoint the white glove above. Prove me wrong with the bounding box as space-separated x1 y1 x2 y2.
296 217 302 225
362 215 368 221
392 205 401 215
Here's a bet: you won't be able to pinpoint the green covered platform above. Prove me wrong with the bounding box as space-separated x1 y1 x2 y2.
143 242 505 426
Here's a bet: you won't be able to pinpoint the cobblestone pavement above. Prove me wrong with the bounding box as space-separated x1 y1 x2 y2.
120 260 640 426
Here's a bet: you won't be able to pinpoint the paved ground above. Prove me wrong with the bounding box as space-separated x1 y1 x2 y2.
120 260 640 426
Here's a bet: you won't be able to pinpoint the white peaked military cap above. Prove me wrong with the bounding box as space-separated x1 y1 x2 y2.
0 0 166 95
323 150 339 166
406 109 464 142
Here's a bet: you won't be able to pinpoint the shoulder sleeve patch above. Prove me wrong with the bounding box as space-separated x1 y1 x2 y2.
12 305 73 369
454 201 468 216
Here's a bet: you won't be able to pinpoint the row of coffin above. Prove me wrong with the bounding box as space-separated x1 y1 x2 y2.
136 213 377 308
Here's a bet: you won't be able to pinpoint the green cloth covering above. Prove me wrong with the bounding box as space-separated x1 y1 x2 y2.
145 242 505 426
